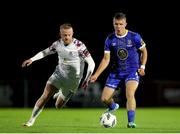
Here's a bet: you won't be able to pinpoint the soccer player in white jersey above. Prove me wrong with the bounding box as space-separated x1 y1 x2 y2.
22 23 95 127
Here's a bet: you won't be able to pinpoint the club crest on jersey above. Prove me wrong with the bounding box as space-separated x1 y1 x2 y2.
117 48 128 60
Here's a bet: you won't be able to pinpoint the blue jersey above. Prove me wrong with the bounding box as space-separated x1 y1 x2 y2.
104 30 145 89
105 30 144 74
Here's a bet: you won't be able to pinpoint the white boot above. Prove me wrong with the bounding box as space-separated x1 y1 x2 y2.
23 118 35 127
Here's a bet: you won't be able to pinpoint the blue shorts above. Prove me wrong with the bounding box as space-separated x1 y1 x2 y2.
105 70 140 89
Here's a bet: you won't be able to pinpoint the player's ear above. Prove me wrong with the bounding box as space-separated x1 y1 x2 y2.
59 31 61 37
124 22 127 27
72 31 74 36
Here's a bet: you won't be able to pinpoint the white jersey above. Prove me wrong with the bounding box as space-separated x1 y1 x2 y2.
30 37 95 97
44 38 91 95
45 38 90 79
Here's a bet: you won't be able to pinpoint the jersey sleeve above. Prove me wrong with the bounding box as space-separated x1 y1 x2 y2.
47 42 57 54
78 42 90 59
30 42 57 61
104 37 111 53
134 33 146 49
43 42 57 55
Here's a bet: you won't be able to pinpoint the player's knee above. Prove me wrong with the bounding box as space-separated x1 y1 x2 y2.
40 94 49 101
126 95 135 101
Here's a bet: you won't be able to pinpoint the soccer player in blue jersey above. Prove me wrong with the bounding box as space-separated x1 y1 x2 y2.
91 12 148 128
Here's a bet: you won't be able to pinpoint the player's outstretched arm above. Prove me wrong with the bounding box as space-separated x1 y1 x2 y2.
21 49 49 68
90 52 110 83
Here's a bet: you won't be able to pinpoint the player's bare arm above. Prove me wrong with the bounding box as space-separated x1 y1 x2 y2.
21 49 51 68
91 52 110 82
138 47 148 76
22 51 44 68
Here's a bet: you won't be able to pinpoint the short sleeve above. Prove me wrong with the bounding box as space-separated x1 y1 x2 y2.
134 33 146 49
43 42 57 55
104 37 111 52
78 42 90 59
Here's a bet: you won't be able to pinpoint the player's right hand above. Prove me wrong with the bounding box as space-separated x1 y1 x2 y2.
22 59 33 68
90 75 98 83
138 68 145 76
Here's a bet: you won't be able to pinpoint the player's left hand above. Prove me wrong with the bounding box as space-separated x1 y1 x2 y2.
138 68 145 76
81 79 90 90
81 71 92 90
22 59 33 67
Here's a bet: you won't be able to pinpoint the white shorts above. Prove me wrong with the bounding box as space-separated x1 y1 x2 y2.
47 67 82 98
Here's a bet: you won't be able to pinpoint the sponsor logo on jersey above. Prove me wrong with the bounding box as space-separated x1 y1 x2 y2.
117 48 128 60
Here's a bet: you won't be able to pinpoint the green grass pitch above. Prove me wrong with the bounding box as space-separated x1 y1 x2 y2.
0 108 180 133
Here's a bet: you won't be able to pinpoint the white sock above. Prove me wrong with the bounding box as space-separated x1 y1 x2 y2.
29 105 43 121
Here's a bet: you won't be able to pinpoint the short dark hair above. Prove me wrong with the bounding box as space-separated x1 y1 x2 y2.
113 12 126 20
60 23 72 30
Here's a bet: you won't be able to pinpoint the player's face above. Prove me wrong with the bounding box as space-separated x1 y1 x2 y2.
113 18 127 36
60 28 74 45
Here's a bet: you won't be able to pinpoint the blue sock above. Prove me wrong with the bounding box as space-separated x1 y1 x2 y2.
127 110 135 123
109 102 116 110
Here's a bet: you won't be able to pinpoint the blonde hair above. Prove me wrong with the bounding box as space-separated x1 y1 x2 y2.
60 23 72 30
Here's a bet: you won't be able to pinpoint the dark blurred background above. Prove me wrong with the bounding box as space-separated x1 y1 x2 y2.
0 0 180 108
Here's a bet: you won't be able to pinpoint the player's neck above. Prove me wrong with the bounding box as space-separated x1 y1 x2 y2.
115 29 128 38
116 29 127 36
62 38 73 46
